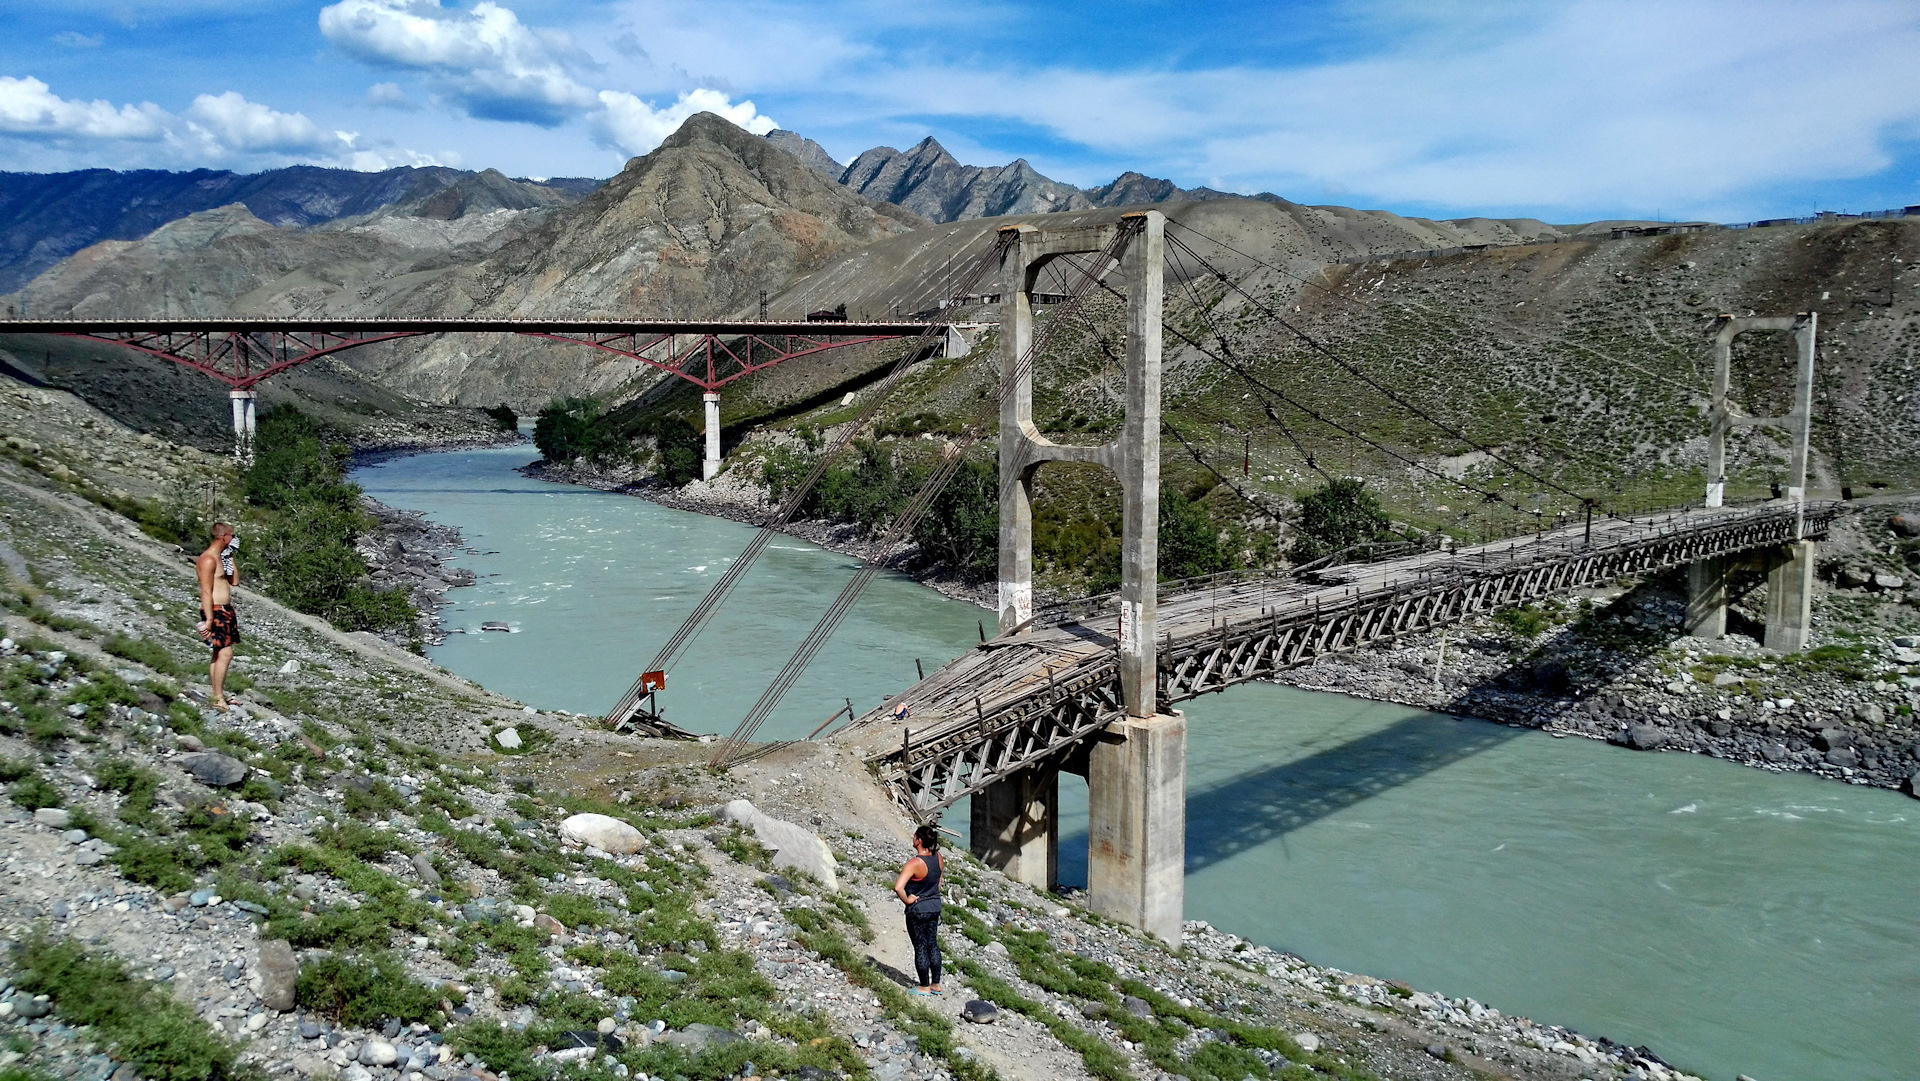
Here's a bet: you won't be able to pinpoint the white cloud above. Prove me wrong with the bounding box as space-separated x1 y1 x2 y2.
319 0 596 125
186 91 349 155
366 81 418 109
592 87 776 157
51 31 103 48
0 75 440 172
588 0 1920 219
0 75 166 141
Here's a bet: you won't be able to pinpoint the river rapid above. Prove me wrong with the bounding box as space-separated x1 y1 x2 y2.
354 445 1920 1081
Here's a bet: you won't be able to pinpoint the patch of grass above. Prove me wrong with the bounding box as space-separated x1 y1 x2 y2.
295 951 459 1028
103 633 189 679
5 768 61 811
946 958 1132 1081
94 756 164 829
11 933 257 1081
540 891 608 929
1492 604 1552 639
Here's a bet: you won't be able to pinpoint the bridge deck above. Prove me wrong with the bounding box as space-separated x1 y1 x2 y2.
837 501 1840 814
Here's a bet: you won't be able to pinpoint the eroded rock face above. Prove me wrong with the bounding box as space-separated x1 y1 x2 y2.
560 813 645 854
720 799 838 891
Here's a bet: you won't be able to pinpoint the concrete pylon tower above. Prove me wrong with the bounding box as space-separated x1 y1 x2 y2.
978 209 1187 942
1689 313 1818 651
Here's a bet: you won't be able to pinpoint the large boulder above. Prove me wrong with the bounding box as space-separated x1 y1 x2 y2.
560 813 645 855
1889 512 1920 538
256 939 298 1012
720 799 838 891
178 752 249 787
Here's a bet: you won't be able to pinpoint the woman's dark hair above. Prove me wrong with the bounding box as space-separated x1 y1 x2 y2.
913 824 940 851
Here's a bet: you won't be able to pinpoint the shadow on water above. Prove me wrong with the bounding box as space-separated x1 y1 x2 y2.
1053 712 1528 884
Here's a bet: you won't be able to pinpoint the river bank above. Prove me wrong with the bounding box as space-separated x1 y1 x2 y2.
522 456 999 609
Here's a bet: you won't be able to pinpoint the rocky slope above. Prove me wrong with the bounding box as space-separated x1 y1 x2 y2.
0 368 1691 1081
0 165 597 296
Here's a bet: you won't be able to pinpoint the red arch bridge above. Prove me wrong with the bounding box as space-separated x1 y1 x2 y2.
0 317 988 469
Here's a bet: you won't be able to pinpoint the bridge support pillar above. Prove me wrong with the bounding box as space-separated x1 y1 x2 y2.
1685 557 1728 640
1088 711 1185 943
969 767 1057 890
701 391 721 481
1765 540 1816 652
228 390 256 460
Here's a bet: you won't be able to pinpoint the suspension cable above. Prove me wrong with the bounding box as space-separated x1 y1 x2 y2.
606 230 1015 728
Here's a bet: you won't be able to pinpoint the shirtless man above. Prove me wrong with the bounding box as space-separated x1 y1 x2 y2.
195 522 241 709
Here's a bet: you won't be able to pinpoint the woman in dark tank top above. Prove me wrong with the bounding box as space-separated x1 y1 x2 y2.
892 823 943 994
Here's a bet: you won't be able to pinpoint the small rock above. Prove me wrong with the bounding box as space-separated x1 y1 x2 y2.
1871 573 1906 591
178 752 249 788
360 1039 398 1066
984 940 1009 958
1624 724 1669 750
1711 672 1743 687
961 1000 998 1024
33 807 71 829
190 889 215 907
559 813 644 854
257 939 298 1012
493 728 522 751
298 1021 326 1039
1121 995 1153 1019
341 1067 372 1081
279 659 301 675
1293 1033 1320 1054
1425 1044 1449 1060
1825 746 1860 768
533 913 565 938
175 734 206 752
597 1017 617 1035
1854 703 1885 725
412 852 442 885
1891 513 1920 538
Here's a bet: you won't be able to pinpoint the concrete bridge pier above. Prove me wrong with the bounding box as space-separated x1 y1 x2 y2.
970 766 1058 890
702 391 722 481
1765 541 1816 652
1088 712 1186 942
1685 557 1729 640
228 390 256 460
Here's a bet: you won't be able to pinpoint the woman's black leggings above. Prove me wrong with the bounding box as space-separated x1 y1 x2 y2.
905 909 942 986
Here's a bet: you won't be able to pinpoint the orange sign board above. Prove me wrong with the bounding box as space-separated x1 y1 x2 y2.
641 670 667 691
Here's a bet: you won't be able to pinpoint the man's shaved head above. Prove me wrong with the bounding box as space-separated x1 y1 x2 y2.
210 521 234 540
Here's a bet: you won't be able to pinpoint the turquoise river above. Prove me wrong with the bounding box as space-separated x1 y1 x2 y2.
354 444 1919 1081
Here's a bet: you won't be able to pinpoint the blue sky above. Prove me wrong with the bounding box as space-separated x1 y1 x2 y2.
1 0 1917 224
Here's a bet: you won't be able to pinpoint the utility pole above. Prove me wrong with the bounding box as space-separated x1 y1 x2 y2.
758 290 768 320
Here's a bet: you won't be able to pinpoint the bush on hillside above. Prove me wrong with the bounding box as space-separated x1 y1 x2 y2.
482 403 517 432
1159 488 1232 581
239 406 416 635
1290 478 1392 562
533 398 603 464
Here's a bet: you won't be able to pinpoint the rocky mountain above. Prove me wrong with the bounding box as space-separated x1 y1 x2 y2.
0 164 599 295
762 130 844 179
5 112 926 409
779 132 1241 223
838 137 1097 221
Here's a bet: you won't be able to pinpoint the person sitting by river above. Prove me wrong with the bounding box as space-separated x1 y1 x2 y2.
892 823 944 995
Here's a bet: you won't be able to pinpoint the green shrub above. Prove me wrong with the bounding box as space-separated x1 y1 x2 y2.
482 404 518 432
6 770 61 811
94 756 164 828
1290 478 1391 562
1493 604 1552 638
295 952 455 1027
1160 487 1231 581
11 934 250 1081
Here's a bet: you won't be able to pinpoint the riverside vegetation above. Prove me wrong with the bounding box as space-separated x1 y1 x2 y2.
0 370 1720 1081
